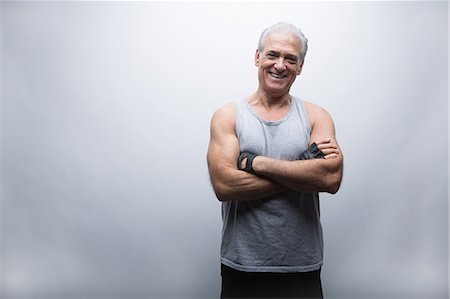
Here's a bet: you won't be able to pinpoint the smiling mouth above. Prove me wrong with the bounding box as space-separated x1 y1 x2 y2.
269 72 287 79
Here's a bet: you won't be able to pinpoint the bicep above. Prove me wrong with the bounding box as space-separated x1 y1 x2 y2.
306 103 343 172
207 105 240 179
207 106 287 200
308 105 337 145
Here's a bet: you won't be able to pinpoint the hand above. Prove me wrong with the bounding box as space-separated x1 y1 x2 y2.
238 152 257 173
298 142 325 160
315 138 340 159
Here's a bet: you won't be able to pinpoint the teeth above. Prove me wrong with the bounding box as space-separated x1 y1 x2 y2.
270 73 285 79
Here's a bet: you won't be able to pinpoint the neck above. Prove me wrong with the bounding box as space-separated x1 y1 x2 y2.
249 89 291 109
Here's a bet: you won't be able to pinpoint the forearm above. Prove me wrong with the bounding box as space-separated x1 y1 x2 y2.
252 155 343 194
209 165 287 202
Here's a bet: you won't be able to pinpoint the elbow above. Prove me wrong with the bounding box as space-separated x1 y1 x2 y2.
211 183 226 202
322 171 343 194
215 190 229 202
212 182 235 202
209 170 240 202
216 192 237 202
327 181 341 194
321 160 343 194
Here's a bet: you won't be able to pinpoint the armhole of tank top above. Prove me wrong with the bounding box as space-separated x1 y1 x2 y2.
234 99 242 137
295 97 312 137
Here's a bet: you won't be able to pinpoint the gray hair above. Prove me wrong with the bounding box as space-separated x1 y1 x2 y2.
258 22 308 61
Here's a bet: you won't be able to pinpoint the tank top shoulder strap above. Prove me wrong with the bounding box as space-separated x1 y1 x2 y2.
234 98 247 116
234 98 248 134
292 96 312 137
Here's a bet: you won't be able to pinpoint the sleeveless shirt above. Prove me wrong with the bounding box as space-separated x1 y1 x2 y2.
220 96 323 273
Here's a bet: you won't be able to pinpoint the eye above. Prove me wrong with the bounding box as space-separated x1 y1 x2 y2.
286 56 298 64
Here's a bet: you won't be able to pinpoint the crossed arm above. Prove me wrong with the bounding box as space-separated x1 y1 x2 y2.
206 101 343 202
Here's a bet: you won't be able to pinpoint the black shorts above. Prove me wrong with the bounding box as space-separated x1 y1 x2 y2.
220 264 323 299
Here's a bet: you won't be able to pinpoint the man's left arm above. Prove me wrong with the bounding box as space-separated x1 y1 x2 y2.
250 102 344 194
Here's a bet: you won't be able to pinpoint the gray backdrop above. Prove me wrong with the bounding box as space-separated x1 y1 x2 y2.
0 2 448 299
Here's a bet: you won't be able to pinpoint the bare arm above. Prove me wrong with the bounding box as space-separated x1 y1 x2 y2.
251 102 344 194
207 103 286 201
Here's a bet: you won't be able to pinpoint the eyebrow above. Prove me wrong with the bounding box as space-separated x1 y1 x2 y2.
266 51 299 61
266 50 279 56
285 54 299 61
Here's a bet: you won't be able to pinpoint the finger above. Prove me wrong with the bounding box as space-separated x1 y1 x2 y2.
317 143 337 150
320 146 339 154
324 153 338 159
240 157 248 169
314 138 331 145
321 149 339 156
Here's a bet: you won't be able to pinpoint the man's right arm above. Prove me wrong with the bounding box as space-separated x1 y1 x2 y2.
206 103 286 202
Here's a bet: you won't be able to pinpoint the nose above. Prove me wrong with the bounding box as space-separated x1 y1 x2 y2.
274 57 286 71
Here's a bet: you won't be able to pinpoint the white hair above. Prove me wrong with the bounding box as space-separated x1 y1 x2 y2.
258 22 309 61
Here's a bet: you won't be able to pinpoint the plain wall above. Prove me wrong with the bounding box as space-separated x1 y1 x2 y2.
1 2 448 299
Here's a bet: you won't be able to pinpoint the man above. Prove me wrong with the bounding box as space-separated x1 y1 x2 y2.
207 22 343 298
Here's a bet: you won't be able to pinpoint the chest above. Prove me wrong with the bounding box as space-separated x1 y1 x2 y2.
251 105 291 121
236 114 310 160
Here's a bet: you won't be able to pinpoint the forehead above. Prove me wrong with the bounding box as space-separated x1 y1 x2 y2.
263 31 302 56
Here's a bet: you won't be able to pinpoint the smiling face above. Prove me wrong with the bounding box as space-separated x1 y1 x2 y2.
255 31 304 98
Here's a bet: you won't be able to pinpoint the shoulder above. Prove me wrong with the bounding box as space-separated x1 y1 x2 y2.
304 100 334 125
212 102 235 122
210 102 236 132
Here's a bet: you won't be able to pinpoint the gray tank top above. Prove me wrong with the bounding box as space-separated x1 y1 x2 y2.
220 97 323 273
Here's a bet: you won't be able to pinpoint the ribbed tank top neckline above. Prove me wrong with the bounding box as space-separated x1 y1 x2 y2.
243 97 296 126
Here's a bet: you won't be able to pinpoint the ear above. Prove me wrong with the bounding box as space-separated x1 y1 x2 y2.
297 59 305 75
254 49 260 66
